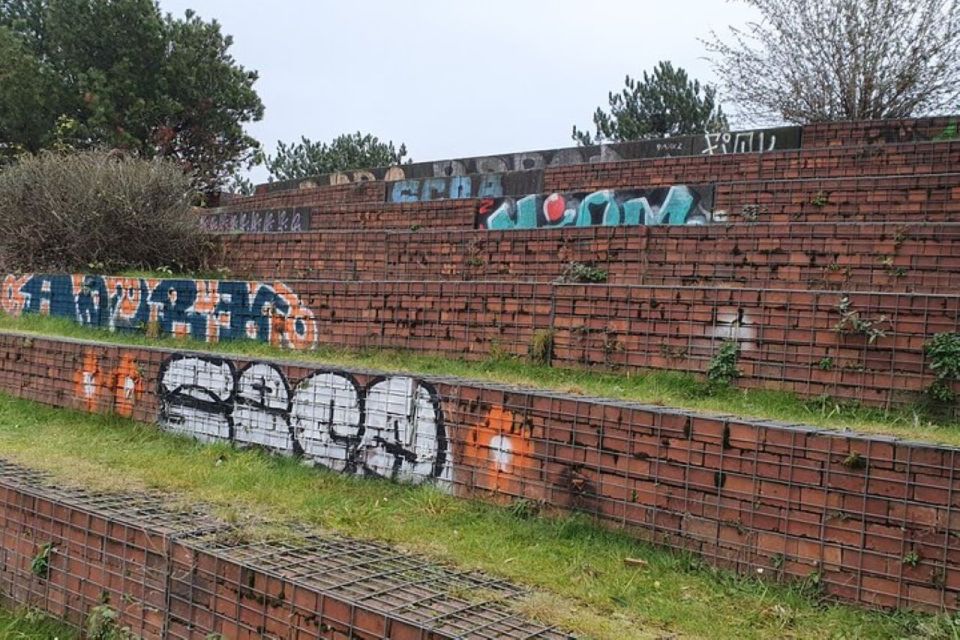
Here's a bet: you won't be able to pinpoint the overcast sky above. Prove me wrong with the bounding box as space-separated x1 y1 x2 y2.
157 0 762 183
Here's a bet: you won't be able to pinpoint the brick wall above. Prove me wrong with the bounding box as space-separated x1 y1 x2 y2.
716 173 960 223
802 117 958 148
201 170 960 235
0 460 557 639
2 332 959 612
4 273 958 408
542 140 960 193
218 223 960 294
204 134 960 230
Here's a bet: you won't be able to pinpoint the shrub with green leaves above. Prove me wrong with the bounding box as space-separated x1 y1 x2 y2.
925 332 960 403
707 340 741 388
0 150 217 272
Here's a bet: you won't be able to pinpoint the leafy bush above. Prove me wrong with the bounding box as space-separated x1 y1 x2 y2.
0 150 217 272
707 340 741 388
925 332 960 403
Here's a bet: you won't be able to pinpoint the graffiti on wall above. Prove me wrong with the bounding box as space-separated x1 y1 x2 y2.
476 185 714 231
464 406 534 493
256 126 800 194
199 207 311 234
157 355 451 486
390 174 504 203
702 130 777 155
0 274 318 349
387 171 544 204
74 349 144 417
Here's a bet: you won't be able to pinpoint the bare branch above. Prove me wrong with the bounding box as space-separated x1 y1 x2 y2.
704 0 960 124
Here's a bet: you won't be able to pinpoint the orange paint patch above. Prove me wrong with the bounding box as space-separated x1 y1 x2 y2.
105 277 143 321
0 275 31 316
112 353 143 418
74 351 101 412
273 282 318 349
464 406 536 493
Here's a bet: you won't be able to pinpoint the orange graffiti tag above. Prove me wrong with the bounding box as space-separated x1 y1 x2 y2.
0 275 30 316
465 406 535 493
74 350 143 417
112 353 144 418
74 351 101 412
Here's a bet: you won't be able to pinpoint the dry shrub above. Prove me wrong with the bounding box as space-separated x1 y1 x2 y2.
0 150 217 272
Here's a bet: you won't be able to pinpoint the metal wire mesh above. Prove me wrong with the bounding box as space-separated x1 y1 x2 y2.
0 458 572 639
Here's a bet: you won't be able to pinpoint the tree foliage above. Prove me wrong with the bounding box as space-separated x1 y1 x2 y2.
707 0 960 124
0 0 264 194
265 132 410 182
0 149 216 272
572 61 728 145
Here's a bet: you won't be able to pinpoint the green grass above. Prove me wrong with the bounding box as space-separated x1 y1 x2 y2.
0 312 958 446
1 395 959 639
0 606 76 639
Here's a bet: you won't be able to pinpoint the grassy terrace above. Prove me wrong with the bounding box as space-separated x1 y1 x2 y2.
1 396 960 639
0 312 958 446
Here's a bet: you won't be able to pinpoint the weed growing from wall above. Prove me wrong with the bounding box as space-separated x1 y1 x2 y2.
555 262 609 284
30 543 52 579
707 340 741 389
925 332 960 403
86 602 134 640
834 295 888 344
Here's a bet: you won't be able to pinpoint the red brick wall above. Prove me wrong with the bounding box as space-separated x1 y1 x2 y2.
0 466 485 639
207 179 386 213
205 129 960 228
5 274 957 408
219 223 960 294
716 173 960 223
2 332 959 613
307 200 479 231
542 140 960 193
802 117 958 148
289 280 958 406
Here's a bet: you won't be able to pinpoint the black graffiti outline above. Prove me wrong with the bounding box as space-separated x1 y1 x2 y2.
234 362 303 456
157 353 237 440
291 368 366 474
358 376 448 482
156 355 448 482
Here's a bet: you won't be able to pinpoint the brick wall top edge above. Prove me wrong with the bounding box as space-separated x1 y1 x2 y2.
6 328 957 456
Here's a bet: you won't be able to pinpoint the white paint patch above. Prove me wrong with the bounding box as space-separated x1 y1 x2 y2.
158 357 233 442
361 377 451 485
290 372 362 471
233 364 292 451
708 310 757 351
488 434 513 473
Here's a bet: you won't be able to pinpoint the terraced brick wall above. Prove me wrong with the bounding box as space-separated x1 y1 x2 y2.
217 223 960 294
1 333 959 612
2 273 957 408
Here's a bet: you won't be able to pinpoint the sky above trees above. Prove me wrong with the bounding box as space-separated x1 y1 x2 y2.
156 0 761 183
